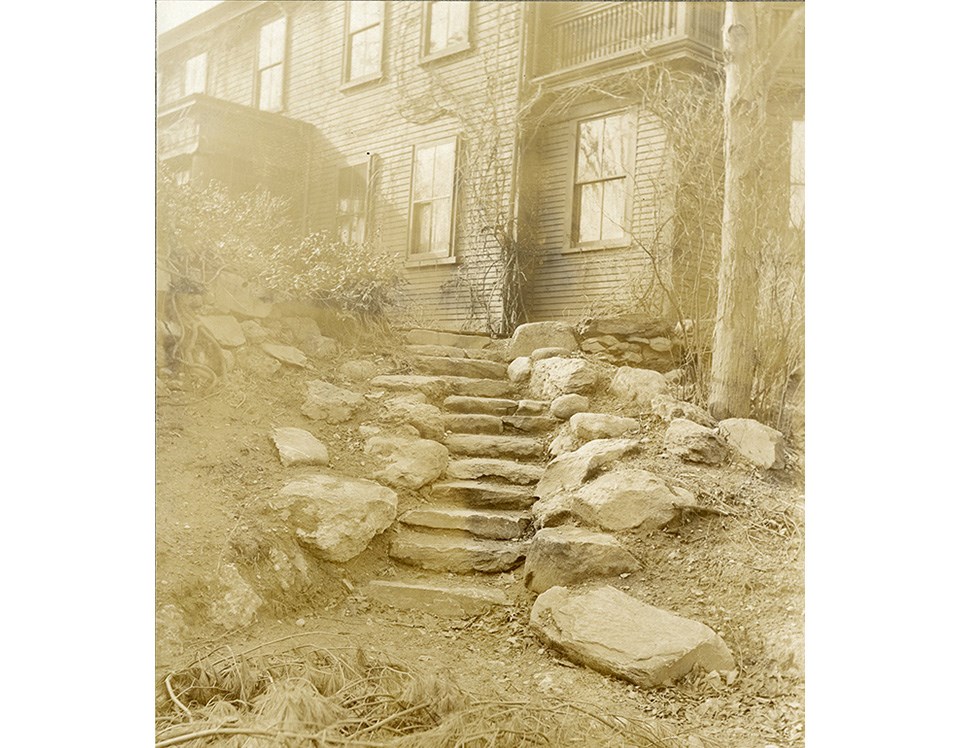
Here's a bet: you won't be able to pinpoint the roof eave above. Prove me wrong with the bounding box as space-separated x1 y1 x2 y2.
157 1 267 55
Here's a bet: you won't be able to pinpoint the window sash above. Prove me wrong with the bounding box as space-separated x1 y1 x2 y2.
258 64 284 111
184 53 207 95
257 17 286 111
427 1 469 55
410 140 456 256
345 1 383 81
337 162 371 244
572 111 631 246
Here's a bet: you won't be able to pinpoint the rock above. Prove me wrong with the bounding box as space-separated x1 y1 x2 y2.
531 347 573 362
364 434 449 489
211 563 263 629
413 355 508 379
444 433 542 460
443 414 503 435
267 546 310 591
406 329 491 350
719 418 786 470
444 396 518 416
501 415 559 433
400 506 531 540
516 399 550 415
198 315 246 348
609 367 669 413
272 427 329 467
548 428 579 458
236 347 282 377
301 335 339 358
273 473 398 561
664 419 728 465
446 458 544 484
648 337 673 353
580 340 605 354
550 394 590 420
523 527 638 593
301 380 364 423
535 438 643 501
536 467 698 531
390 531 528 573
371 375 513 399
338 359 378 382
507 357 532 384
283 316 321 343
382 398 445 441
507 321 578 359
530 586 735 688
365 580 510 617
262 343 309 368
429 480 536 509
211 271 273 318
651 394 717 428
580 315 673 339
240 320 269 343
530 358 597 400
569 412 642 441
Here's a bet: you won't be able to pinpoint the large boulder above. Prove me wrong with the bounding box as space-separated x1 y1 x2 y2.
364 433 449 489
536 467 697 531
569 412 643 441
530 586 735 688
609 367 669 413
719 418 786 470
549 394 590 420
338 359 379 382
272 427 329 467
507 321 578 359
272 473 398 561
664 419 728 465
579 315 673 339
381 397 445 441
523 527 638 593
651 394 717 428
530 358 598 400
301 380 364 423
507 357 532 384
535 438 643 501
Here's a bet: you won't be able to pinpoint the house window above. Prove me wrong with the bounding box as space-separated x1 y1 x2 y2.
344 1 383 84
424 1 470 57
337 160 371 244
409 139 457 256
257 16 286 111
789 119 804 229
572 111 631 246
184 52 208 95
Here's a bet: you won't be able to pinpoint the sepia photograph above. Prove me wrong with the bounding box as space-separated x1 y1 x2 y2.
155 2 804 745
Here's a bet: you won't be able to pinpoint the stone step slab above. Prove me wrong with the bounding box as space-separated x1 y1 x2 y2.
399 506 532 540
442 414 504 435
364 580 510 617
443 396 518 416
371 375 514 399
390 531 528 573
405 329 492 350
446 458 544 484
404 344 503 362
429 480 537 510
412 356 508 380
502 415 561 434
445 433 543 460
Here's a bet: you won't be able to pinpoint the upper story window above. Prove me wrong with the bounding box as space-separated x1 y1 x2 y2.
257 16 287 111
343 1 384 85
789 119 804 229
409 139 457 257
424 1 471 59
337 157 375 244
572 111 632 247
184 52 208 96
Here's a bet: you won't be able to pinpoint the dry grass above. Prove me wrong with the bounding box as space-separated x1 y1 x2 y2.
157 645 685 748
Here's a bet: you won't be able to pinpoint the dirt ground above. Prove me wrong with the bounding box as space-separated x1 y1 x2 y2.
156 341 804 747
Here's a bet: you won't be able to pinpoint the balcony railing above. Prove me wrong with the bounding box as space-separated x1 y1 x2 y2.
533 2 724 79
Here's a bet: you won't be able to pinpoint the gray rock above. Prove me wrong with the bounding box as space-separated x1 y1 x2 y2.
272 472 398 561
263 343 309 368
399 506 531 540
507 356 532 384
211 271 273 319
531 347 574 362
580 339 606 354
501 415 559 433
530 358 598 400
719 418 786 470
240 320 270 343
301 380 364 423
301 334 339 358
199 315 246 348
651 394 717 428
365 580 510 617
390 531 528 573
664 419 728 465
338 359 379 382
443 396 518 416
210 563 263 629
569 412 643 441
445 433 542 460
429 480 536 510
272 427 329 467
548 427 580 458
446 458 544 484
550 394 590 420
364 434 449 489
535 438 643 501
382 398 445 441
580 316 673 339
236 347 281 377
648 337 673 353
609 367 669 413
523 527 638 593
507 321 579 359
530 586 735 688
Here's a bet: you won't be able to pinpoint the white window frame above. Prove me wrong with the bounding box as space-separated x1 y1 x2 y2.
421 1 472 63
256 16 287 112
406 137 459 264
341 1 385 89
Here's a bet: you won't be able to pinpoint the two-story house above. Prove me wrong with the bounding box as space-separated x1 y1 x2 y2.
157 1 804 334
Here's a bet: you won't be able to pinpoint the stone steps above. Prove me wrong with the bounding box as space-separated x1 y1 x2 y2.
371 375 514 399
403 344 503 361
502 415 561 434
446 457 545 484
412 356 508 379
389 529 529 573
399 506 532 540
364 579 511 617
443 413 504 435
443 395 519 416
429 480 537 509
444 433 544 460
404 328 493 350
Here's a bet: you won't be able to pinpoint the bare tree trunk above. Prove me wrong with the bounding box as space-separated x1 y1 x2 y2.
708 2 764 420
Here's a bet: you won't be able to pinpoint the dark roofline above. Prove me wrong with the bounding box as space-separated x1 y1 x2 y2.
158 1 267 55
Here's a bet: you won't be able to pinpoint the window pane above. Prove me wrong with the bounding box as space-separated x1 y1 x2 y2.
448 1 469 45
413 146 435 200
431 197 452 253
428 1 450 53
577 118 603 182
350 26 381 79
350 1 382 32
259 18 286 68
259 65 283 111
601 114 627 177
577 183 603 243
412 202 433 253
601 178 626 239
184 53 207 95
433 141 455 197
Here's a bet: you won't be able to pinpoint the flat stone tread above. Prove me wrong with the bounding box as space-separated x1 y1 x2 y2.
429 480 537 509
412 355 509 379
443 396 519 415
446 458 545 484
365 579 511 616
371 375 514 399
399 506 532 539
442 414 504 434
444 433 544 459
404 329 493 350
502 415 562 433
403 344 467 358
389 530 529 573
